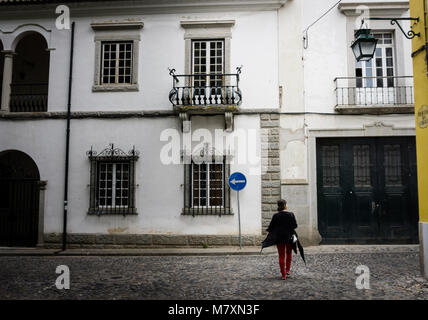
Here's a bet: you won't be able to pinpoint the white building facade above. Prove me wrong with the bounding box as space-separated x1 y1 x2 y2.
0 0 420 248
0 0 286 248
279 0 419 245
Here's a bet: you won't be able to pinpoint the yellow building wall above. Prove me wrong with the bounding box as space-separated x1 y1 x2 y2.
410 0 428 223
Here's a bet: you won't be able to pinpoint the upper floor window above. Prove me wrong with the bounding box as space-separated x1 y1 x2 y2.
10 32 50 112
101 41 133 85
91 20 143 92
192 39 225 96
356 32 394 88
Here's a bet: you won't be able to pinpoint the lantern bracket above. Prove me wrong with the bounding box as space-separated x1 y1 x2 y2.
361 17 420 40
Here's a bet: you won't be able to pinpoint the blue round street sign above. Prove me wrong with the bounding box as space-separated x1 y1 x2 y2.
228 172 247 191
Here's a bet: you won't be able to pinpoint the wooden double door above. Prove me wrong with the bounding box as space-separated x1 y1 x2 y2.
316 137 419 244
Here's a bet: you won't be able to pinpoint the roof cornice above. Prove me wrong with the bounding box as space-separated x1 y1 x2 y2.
338 1 410 16
0 0 289 19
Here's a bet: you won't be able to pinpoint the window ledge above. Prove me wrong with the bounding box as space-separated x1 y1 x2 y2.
91 20 144 31
92 84 139 92
88 208 138 216
182 208 233 216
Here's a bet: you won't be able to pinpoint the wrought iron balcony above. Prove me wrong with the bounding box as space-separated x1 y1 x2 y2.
168 67 242 108
334 76 414 110
9 83 48 112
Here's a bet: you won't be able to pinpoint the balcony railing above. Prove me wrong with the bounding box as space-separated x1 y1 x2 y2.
334 76 414 107
9 83 48 112
168 68 242 107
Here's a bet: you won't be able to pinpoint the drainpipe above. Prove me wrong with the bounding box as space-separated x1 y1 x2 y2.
62 21 75 252
424 0 428 75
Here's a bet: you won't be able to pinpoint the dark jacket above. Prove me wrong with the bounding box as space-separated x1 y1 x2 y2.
262 211 298 248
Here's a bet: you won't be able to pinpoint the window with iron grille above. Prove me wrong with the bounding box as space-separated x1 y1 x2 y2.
192 162 224 207
101 41 133 85
87 144 139 215
97 162 130 208
183 155 232 216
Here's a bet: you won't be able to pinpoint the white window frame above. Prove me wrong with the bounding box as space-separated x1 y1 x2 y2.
191 39 225 98
356 32 395 88
100 41 134 85
181 20 234 77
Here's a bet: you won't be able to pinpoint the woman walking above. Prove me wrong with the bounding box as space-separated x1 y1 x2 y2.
264 199 298 280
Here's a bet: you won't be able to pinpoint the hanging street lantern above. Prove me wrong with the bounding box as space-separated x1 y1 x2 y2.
351 28 378 62
350 17 420 63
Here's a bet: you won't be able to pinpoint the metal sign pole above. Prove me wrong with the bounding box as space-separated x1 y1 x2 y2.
237 190 242 249
228 172 246 250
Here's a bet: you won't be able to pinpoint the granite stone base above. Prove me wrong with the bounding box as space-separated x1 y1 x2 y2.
43 233 266 249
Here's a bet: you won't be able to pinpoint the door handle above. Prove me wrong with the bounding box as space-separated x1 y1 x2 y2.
371 201 380 214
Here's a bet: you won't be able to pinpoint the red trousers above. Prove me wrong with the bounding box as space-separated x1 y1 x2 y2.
276 243 293 277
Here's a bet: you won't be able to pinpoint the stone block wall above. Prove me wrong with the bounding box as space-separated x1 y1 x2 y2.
43 233 266 249
260 113 281 234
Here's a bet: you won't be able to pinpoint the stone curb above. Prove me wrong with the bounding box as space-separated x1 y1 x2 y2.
0 246 277 257
0 245 419 257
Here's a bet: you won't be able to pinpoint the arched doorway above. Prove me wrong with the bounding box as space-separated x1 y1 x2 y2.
10 32 49 112
0 150 40 247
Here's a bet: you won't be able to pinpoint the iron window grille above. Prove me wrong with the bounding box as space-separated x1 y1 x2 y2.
87 144 139 216
100 41 133 85
182 151 232 217
192 162 224 208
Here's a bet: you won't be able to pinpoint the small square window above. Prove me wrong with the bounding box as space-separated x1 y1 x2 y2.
101 41 133 85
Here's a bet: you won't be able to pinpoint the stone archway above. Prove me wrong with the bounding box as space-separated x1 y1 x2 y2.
10 32 50 112
0 150 43 247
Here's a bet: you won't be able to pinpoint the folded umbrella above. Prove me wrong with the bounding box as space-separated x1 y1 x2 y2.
292 231 306 265
296 239 306 265
260 232 276 253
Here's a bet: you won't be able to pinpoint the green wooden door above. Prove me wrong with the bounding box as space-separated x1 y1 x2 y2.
317 137 418 244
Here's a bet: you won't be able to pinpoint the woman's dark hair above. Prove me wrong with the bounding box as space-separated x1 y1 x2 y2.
277 199 287 212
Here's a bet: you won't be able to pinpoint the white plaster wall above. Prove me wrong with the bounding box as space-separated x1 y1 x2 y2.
279 0 415 184
0 10 279 111
0 114 261 235
0 120 66 232
278 0 304 112
297 0 414 113
301 0 352 113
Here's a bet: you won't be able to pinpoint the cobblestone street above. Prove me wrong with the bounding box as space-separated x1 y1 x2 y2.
1 246 427 300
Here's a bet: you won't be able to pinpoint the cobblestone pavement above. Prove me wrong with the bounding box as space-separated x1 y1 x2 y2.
1 247 428 300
